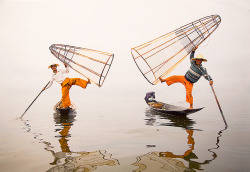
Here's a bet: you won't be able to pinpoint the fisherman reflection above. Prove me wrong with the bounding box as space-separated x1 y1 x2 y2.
54 113 76 152
133 130 217 172
159 130 195 159
46 113 119 171
48 113 76 165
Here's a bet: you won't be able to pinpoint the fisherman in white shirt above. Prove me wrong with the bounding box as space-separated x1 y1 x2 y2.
44 63 91 108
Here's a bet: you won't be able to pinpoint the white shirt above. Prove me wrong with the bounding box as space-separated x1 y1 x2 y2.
45 67 69 89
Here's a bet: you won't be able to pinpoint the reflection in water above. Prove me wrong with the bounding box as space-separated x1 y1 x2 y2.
132 130 220 171
136 109 228 171
53 112 76 153
46 112 119 171
47 150 119 172
145 108 197 130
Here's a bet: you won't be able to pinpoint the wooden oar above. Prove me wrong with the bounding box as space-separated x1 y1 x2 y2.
210 84 228 128
19 81 50 119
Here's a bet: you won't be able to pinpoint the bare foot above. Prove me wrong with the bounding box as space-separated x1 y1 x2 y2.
188 104 193 109
159 77 164 83
87 78 91 84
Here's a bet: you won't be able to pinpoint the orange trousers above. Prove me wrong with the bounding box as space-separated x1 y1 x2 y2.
61 78 88 108
164 75 193 105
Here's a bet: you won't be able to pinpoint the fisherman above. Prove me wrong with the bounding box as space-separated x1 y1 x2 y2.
159 48 213 109
43 63 91 108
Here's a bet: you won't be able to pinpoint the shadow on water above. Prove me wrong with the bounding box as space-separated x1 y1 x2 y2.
135 108 228 171
144 108 199 130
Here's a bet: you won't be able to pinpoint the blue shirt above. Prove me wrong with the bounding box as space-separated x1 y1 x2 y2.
184 51 212 83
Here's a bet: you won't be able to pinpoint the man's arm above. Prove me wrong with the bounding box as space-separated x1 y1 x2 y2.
190 50 195 60
190 46 198 60
43 78 54 90
63 63 69 73
203 68 213 85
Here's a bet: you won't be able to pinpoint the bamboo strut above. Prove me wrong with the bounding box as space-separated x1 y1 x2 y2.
146 20 218 77
144 29 201 76
159 22 219 80
134 17 215 60
134 16 215 52
54 47 108 64
54 44 112 56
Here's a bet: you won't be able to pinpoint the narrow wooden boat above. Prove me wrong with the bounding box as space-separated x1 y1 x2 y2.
145 92 203 116
53 101 76 115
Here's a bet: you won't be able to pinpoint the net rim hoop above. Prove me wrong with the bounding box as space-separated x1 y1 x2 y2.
131 48 155 85
98 54 114 87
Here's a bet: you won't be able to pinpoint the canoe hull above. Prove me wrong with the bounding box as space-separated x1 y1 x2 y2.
148 101 203 116
53 101 76 115
145 92 203 116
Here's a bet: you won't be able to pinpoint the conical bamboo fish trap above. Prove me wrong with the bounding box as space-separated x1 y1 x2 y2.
49 44 114 87
131 15 221 85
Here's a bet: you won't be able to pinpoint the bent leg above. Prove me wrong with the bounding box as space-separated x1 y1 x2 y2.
68 78 88 89
61 85 71 108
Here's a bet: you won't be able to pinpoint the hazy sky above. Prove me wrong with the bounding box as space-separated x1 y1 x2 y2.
0 0 249 111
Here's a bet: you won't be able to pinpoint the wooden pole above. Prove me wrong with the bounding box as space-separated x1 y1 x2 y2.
19 81 50 119
210 84 228 128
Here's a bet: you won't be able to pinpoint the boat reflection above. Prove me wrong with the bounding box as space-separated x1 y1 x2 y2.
145 108 197 130
45 112 119 172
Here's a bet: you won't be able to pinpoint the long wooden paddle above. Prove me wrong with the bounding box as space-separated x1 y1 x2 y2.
19 81 50 119
210 84 228 128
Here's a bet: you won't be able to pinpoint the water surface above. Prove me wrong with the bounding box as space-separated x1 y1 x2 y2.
0 90 249 172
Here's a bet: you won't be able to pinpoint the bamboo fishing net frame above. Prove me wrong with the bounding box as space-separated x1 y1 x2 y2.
131 15 221 85
49 44 114 87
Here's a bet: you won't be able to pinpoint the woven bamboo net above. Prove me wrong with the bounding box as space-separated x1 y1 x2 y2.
131 15 221 85
50 44 114 87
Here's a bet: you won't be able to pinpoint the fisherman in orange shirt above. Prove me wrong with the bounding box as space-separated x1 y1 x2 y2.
43 63 91 108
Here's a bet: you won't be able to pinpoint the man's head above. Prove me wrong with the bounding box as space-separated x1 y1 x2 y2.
192 54 207 65
48 64 59 72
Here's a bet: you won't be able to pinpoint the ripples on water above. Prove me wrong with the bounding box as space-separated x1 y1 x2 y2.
19 104 231 172
22 111 122 172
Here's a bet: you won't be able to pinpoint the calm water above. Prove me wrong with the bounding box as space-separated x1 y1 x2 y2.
0 88 249 172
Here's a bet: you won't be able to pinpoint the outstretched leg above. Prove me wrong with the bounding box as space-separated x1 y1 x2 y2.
68 78 88 89
164 75 184 86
